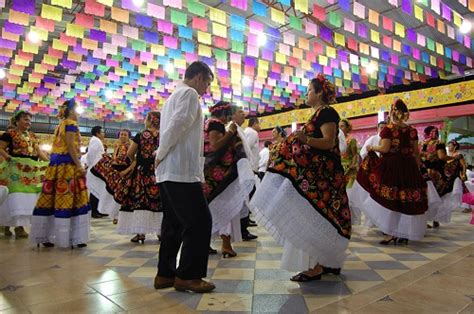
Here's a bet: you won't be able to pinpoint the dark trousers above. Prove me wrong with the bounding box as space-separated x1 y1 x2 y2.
240 185 257 236
158 181 212 280
89 194 99 215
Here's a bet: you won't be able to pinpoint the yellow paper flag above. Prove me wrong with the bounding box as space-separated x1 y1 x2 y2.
409 60 416 71
370 30 380 44
22 42 39 54
344 71 351 80
335 33 345 46
271 8 285 24
414 5 423 22
258 59 269 71
100 19 117 34
436 42 444 55
34 63 47 74
212 22 227 38
97 0 113 6
51 0 72 9
392 40 401 52
359 43 369 55
67 52 82 62
430 55 436 66
52 38 68 52
43 55 58 66
326 46 336 58
318 55 328 66
453 13 462 27
41 4 63 22
209 7 226 24
138 65 150 75
198 44 212 57
298 37 309 50
301 60 311 71
197 31 212 45
293 47 303 60
150 44 166 56
395 22 405 38
175 58 186 69
30 26 49 41
148 60 159 70
66 23 84 39
294 0 308 13
82 38 98 50
275 52 287 64
368 9 379 26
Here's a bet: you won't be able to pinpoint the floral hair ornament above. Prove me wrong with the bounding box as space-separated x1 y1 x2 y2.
315 73 337 104
209 102 231 116
390 99 410 123
58 99 76 119
146 111 161 128
9 110 31 127
448 139 460 150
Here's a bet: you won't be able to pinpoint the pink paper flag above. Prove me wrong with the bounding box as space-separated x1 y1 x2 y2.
157 20 173 35
247 44 259 57
283 32 295 46
304 21 317 36
466 57 472 68
447 25 455 39
353 2 365 19
388 0 398 6
417 33 426 46
247 33 258 46
147 3 165 19
249 20 264 35
112 34 127 47
431 0 440 15
163 0 182 9
464 35 471 48
344 18 355 33
103 42 117 55
122 25 138 39
230 0 247 11
163 36 178 49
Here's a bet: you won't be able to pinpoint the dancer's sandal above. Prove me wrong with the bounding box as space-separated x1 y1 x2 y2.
290 272 322 282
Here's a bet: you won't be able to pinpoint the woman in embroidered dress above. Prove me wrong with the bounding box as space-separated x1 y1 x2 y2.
203 101 255 258
251 74 351 281
420 126 463 226
116 112 162 244
339 119 358 189
0 111 49 238
90 129 131 224
351 99 430 244
30 100 90 248
447 139 471 213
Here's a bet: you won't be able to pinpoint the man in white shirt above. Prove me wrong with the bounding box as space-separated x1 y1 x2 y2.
86 126 106 219
360 121 387 159
154 61 215 293
244 117 261 173
258 141 272 179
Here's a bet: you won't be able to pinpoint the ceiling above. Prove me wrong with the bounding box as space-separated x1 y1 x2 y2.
0 0 473 122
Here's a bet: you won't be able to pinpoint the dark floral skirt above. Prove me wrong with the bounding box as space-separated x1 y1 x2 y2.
269 135 351 239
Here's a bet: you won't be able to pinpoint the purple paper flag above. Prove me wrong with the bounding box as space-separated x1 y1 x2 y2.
12 0 35 15
0 39 17 49
401 0 412 14
441 3 452 21
357 23 368 38
339 0 350 11
262 49 273 61
4 22 24 35
407 29 416 42
320 26 333 42
90 29 106 42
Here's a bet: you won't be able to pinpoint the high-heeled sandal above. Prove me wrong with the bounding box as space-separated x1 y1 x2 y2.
222 249 237 258
322 267 341 275
379 237 398 245
131 234 145 244
397 238 409 244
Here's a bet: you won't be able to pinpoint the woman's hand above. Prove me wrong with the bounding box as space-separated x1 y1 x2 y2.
76 165 86 175
228 122 237 134
294 131 307 144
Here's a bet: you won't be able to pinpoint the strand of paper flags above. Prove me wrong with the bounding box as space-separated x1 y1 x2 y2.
0 0 472 122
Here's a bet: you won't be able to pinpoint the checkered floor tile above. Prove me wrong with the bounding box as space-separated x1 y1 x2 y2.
83 211 474 312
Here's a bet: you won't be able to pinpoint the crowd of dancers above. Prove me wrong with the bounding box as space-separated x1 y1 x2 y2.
0 61 472 293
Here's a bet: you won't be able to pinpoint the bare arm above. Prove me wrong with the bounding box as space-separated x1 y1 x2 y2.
126 142 138 163
370 138 391 154
34 143 49 161
0 141 11 161
349 139 358 168
437 148 454 161
208 129 236 152
298 122 337 150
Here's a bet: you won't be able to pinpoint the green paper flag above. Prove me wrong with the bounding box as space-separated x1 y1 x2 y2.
171 10 187 26
132 40 147 51
187 0 205 17
289 16 302 30
426 38 435 52
416 63 424 74
214 49 227 61
232 41 244 53
328 11 341 28
351 65 360 74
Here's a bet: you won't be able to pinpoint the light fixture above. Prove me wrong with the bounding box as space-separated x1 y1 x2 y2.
242 76 252 87
132 0 144 7
126 112 134 119
460 20 472 34
0 69 6 79
75 105 84 114
105 89 114 99
40 144 52 152
165 63 174 73
366 63 376 74
257 33 267 46
27 30 40 44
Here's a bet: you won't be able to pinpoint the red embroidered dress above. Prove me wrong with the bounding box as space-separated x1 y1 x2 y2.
357 124 428 214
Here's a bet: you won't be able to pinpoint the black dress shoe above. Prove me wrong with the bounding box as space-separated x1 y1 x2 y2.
322 267 341 275
91 213 102 219
100 213 109 217
242 233 258 241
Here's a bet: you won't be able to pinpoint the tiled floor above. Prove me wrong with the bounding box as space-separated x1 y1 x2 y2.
1 212 474 313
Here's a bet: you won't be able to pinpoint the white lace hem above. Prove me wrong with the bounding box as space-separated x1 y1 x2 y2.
0 193 39 226
116 210 163 235
351 181 432 241
431 178 463 223
29 213 91 248
251 172 349 268
209 158 256 234
216 215 242 242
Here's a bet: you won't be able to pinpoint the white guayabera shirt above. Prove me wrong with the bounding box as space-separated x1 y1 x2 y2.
155 82 205 183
